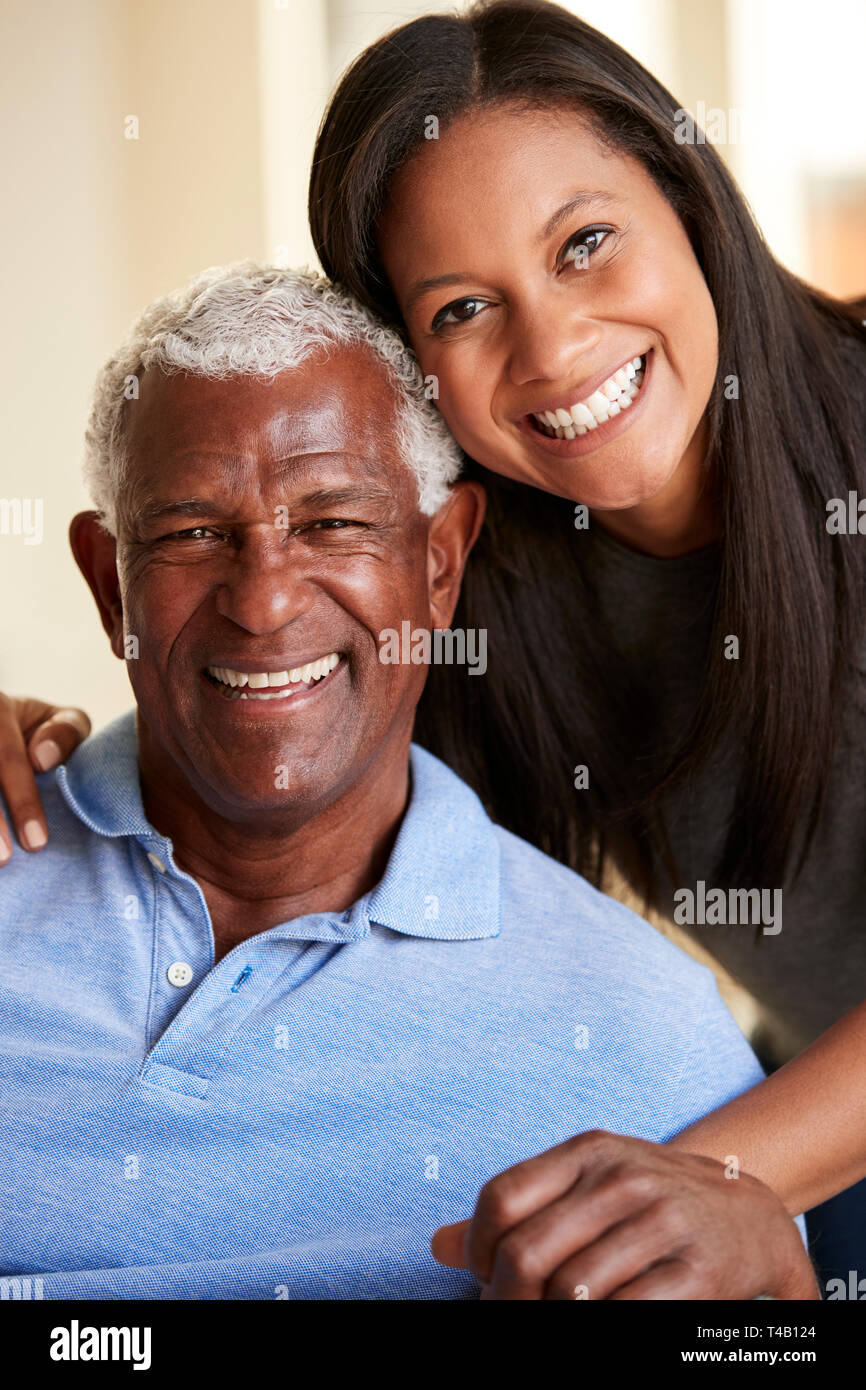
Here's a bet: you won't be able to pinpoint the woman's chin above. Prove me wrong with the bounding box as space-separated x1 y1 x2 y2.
478 429 690 512
562 462 683 513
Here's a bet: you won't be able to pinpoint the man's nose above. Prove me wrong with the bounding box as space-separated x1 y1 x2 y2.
506 300 601 387
214 530 315 634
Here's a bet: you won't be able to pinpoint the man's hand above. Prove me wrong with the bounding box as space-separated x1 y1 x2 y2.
431 1130 819 1300
0 695 90 860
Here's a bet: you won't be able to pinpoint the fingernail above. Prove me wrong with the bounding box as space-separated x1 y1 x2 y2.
33 739 61 772
23 820 48 850
0 834 11 864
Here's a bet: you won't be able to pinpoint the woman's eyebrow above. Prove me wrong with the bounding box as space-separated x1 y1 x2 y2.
539 190 621 241
404 271 476 316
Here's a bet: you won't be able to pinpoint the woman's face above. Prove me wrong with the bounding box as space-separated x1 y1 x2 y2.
378 103 719 515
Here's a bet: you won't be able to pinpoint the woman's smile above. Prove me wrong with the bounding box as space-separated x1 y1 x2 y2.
515 350 651 456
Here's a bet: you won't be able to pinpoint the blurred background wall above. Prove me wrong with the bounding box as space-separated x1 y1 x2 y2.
2 0 865 732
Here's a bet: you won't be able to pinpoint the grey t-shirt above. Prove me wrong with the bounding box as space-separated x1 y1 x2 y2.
581 520 866 1069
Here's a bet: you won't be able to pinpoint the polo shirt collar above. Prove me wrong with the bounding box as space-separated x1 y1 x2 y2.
57 709 500 943
363 741 500 942
57 710 152 839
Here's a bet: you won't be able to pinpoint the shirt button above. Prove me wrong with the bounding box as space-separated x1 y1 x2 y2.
147 851 167 874
167 961 194 988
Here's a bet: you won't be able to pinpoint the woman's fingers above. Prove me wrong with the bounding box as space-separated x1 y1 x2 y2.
0 696 90 857
0 715 48 857
26 706 91 772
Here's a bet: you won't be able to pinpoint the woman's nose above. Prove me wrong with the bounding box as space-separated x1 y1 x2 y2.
506 303 601 388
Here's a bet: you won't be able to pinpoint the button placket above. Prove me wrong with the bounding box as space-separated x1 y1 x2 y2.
142 840 212 1045
141 938 330 1090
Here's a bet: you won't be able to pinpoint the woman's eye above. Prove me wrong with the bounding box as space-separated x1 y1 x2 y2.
431 297 486 331
561 227 612 268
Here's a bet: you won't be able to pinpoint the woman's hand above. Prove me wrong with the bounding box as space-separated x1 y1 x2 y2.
431 1130 819 1300
0 695 90 861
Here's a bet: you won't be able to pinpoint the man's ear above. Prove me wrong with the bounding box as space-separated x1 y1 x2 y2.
69 511 125 659
426 482 487 630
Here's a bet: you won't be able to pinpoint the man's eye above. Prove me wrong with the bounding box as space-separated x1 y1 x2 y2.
431 297 486 332
561 226 613 268
309 519 359 530
164 526 223 541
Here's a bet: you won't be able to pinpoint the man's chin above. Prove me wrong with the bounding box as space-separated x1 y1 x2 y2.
184 763 343 825
141 715 347 823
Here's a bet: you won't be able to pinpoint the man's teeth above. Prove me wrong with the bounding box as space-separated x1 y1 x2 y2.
532 356 646 438
207 652 340 699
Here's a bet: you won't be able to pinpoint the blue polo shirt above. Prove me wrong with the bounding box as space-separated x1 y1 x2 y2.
0 711 800 1300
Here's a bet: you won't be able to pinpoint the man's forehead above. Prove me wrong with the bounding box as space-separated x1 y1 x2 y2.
127 348 403 455
121 349 418 505
134 451 401 512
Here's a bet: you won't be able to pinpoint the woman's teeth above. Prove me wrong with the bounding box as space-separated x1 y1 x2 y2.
532 356 646 438
206 652 340 700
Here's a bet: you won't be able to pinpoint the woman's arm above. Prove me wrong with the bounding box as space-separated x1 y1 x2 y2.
0 695 90 859
668 999 866 1214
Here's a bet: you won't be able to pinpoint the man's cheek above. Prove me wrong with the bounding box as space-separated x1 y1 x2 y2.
119 605 174 701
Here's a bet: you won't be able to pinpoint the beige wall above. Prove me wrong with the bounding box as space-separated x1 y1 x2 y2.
0 0 272 728
1 1 135 727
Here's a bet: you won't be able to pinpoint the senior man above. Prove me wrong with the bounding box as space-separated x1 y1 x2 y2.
0 264 813 1301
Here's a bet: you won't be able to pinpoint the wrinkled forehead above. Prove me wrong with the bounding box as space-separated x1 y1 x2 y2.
119 344 415 503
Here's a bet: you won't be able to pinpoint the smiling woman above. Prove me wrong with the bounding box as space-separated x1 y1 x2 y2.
310 0 866 902
306 0 866 1289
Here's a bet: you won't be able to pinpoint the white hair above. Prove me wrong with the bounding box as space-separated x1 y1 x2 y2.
83 260 463 533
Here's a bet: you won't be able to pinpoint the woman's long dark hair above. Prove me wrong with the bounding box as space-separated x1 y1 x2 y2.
309 0 866 901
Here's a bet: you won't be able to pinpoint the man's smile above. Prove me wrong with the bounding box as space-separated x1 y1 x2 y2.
203 651 344 704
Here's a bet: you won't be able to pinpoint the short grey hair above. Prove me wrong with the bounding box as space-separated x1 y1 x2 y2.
83 260 463 533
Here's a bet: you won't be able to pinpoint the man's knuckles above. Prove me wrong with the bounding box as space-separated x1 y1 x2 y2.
475 1170 531 1230
494 1229 553 1286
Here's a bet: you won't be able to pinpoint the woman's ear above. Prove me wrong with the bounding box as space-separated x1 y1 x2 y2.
69 512 125 659
426 481 487 631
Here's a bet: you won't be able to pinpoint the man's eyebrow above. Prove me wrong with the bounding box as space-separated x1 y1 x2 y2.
136 498 229 525
403 191 621 314
135 486 394 526
294 486 394 508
